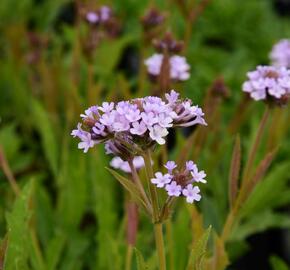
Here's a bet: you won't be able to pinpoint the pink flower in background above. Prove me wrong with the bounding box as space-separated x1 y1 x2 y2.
242 65 290 101
270 39 290 68
144 53 190 81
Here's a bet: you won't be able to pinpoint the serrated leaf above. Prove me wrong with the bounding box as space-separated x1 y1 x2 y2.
4 181 33 270
228 135 241 208
134 248 149 270
187 226 212 270
106 167 149 213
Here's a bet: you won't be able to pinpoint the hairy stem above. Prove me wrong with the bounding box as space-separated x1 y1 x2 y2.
143 149 159 222
125 244 133 270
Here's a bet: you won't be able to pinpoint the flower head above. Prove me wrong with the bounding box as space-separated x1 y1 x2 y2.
151 160 206 204
242 65 290 104
72 90 206 155
151 172 172 188
270 39 290 68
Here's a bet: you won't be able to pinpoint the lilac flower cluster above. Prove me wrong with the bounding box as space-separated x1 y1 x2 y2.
145 54 190 81
110 156 145 173
86 6 111 24
71 90 206 155
151 160 206 203
270 39 290 68
242 65 290 101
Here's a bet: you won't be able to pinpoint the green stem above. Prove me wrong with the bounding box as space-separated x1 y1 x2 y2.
125 244 133 270
154 223 167 270
165 220 174 270
143 149 159 222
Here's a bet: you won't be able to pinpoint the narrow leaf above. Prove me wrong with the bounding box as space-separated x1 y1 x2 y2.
228 135 241 208
247 148 277 194
187 226 212 270
106 167 150 214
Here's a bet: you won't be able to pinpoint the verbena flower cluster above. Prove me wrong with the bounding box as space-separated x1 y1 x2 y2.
151 160 206 203
86 6 111 24
270 39 290 68
242 65 290 101
145 54 190 81
71 90 206 155
110 156 145 173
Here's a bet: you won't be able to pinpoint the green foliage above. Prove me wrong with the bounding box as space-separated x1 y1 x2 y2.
0 0 289 269
186 226 211 270
4 181 33 270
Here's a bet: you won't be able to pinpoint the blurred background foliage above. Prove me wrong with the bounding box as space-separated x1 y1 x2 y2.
0 0 289 269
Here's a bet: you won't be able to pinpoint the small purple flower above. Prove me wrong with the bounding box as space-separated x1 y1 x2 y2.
165 181 182 197
125 109 141 122
100 112 115 126
165 90 179 104
130 121 147 135
141 111 158 126
164 161 177 173
86 12 99 24
158 113 173 128
182 185 201 203
149 125 169 145
191 166 207 183
99 102 115 113
151 172 172 188
99 6 111 22
185 160 195 171
78 133 95 153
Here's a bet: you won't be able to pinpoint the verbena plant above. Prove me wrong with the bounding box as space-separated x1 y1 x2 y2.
0 0 289 269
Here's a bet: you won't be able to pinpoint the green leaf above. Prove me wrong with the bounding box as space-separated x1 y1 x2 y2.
134 248 149 270
94 36 136 76
4 181 33 270
31 98 58 176
106 167 149 213
186 226 212 270
270 255 289 270
230 211 290 242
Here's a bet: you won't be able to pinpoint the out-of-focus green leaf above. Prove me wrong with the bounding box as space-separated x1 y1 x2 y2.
240 162 290 218
186 226 211 270
270 255 289 270
94 36 136 76
135 248 149 270
230 211 290 242
4 181 33 270
31 98 58 176
45 234 66 270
